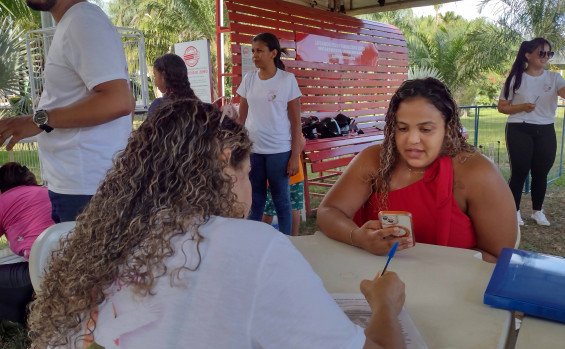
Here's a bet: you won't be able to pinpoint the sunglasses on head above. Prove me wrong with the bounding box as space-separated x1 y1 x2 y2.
539 50 554 59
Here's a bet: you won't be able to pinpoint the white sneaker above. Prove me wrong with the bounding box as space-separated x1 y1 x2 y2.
531 210 550 226
517 211 524 226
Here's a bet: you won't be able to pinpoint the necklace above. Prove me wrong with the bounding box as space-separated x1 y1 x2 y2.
406 165 426 175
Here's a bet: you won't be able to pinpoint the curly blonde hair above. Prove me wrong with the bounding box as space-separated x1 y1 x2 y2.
375 78 475 207
28 99 252 347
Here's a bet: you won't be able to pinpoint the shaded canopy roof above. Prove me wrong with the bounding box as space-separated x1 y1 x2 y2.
284 0 458 16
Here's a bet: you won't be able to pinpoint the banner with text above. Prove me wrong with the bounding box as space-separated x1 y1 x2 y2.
241 44 256 78
174 39 213 103
295 33 379 66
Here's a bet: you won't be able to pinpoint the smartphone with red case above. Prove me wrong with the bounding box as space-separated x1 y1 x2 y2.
378 211 415 247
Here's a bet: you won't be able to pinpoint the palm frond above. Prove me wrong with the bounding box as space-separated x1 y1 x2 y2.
408 66 443 81
0 17 27 98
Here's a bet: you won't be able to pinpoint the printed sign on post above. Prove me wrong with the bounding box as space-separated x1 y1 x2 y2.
241 45 256 78
295 33 379 66
174 39 213 103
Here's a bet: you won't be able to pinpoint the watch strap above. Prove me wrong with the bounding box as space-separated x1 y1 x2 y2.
39 124 54 133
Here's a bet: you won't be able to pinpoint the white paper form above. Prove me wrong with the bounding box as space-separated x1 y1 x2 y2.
333 293 428 349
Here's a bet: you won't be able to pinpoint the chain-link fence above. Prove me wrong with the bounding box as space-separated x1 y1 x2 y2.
25 26 149 113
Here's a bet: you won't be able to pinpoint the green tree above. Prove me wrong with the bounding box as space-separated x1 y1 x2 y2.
409 15 508 94
360 10 510 98
0 18 24 96
0 0 41 31
108 0 218 95
480 0 565 53
357 8 416 35
0 17 32 117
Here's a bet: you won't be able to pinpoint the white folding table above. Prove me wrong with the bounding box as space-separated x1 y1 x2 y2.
289 232 514 349
514 316 565 349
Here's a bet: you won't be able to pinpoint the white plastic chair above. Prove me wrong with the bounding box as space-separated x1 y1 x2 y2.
29 221 76 291
515 225 521 249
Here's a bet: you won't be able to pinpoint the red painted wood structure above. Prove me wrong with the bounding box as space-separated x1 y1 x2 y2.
218 0 408 216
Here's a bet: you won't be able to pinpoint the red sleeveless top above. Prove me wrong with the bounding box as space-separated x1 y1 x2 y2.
353 156 476 248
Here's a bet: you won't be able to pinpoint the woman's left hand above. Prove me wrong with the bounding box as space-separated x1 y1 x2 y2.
287 157 299 177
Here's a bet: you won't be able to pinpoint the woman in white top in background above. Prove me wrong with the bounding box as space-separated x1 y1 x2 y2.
236 32 302 236
498 37 565 227
28 99 407 349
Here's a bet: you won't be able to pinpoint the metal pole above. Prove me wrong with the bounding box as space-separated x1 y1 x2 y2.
40 11 56 28
473 106 479 147
220 1 225 97
559 106 565 177
215 0 223 98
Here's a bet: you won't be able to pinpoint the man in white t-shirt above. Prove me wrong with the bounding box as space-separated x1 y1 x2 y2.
0 0 134 222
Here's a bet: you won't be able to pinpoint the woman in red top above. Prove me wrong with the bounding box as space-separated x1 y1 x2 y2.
317 78 517 262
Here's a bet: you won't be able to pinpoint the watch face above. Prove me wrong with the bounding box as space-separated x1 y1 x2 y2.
34 110 48 125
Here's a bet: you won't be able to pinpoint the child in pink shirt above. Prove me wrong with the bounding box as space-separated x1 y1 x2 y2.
0 162 54 324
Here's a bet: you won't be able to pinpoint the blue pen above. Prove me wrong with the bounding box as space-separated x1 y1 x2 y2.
380 241 399 276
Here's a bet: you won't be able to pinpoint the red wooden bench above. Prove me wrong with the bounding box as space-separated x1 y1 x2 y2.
222 0 408 216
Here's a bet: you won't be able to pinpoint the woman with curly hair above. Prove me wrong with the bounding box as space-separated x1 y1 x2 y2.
0 162 54 324
28 99 406 349
148 53 198 114
317 78 517 262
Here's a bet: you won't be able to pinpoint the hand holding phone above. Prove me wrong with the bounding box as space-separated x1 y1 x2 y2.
378 211 415 247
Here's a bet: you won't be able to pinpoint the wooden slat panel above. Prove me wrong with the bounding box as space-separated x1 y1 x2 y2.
311 156 354 173
227 6 403 39
225 0 405 216
308 182 336 188
287 68 407 80
299 87 397 95
301 101 390 112
229 33 297 49
308 172 341 182
231 53 413 68
229 31 407 54
285 60 408 73
304 131 384 152
227 0 404 37
302 109 387 119
295 78 403 88
301 94 394 104
307 142 379 162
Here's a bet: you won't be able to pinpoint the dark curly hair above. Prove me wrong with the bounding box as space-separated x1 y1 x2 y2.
153 53 198 100
375 78 475 206
28 99 252 347
0 162 38 192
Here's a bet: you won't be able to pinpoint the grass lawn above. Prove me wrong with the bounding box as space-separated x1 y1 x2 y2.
460 106 565 181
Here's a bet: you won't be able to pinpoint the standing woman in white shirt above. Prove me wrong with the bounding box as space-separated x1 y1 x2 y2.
236 33 302 235
498 38 565 226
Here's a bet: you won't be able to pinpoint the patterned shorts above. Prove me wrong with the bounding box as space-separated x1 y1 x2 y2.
263 181 304 215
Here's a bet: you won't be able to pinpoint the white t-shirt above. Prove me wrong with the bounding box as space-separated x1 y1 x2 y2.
37 2 132 195
237 69 302 154
64 217 365 349
499 70 565 125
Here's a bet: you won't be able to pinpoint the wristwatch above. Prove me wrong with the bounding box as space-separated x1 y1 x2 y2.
33 109 54 133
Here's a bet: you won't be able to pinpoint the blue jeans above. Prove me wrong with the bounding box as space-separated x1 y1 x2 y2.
48 191 93 223
249 152 292 235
